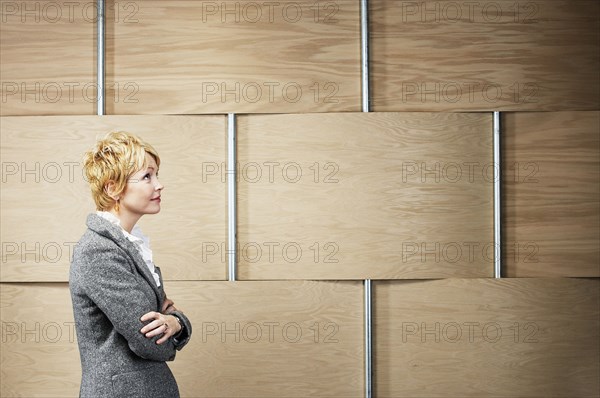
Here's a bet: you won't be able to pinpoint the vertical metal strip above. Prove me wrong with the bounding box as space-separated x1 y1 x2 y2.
361 2 372 397
364 279 372 398
96 0 105 116
360 0 370 113
493 111 502 278
227 114 237 281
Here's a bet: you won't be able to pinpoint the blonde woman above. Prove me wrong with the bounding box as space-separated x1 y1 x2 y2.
70 131 191 397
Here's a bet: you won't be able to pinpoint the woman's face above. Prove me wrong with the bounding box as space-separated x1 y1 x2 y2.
120 153 163 216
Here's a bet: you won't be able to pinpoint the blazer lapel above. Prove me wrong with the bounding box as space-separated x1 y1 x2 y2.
86 213 163 310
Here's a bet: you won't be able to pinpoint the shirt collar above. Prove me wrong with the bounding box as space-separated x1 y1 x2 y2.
96 211 149 247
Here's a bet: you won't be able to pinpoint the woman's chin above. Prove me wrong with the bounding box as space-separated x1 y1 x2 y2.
147 205 161 214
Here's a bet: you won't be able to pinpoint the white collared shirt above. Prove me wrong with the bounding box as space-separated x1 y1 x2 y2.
96 211 161 287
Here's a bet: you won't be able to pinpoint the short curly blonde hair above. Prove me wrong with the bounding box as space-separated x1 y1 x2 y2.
83 131 161 211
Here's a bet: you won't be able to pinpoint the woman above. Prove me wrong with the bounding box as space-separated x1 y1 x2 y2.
70 131 192 397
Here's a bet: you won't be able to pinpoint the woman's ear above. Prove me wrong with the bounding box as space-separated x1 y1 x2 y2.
104 180 119 200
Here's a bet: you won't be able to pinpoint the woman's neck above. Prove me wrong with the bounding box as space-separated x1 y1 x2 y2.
108 209 140 234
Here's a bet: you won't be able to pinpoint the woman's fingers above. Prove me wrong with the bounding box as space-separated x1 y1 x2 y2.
156 332 170 345
161 298 175 313
140 311 166 334
144 322 168 338
163 304 178 314
140 319 164 335
139 311 177 344
140 311 159 322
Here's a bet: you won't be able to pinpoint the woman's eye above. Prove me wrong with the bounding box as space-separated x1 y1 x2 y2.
143 173 151 180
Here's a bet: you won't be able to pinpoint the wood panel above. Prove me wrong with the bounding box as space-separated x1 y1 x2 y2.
371 0 600 111
503 111 600 277
374 278 600 397
0 0 96 115
0 115 227 281
237 112 493 279
1 281 363 397
170 280 363 397
0 283 81 397
106 0 360 114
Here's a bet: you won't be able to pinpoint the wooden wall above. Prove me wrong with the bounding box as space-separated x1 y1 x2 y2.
0 0 96 115
1 0 598 397
1 115 227 281
1 0 361 115
1 281 363 397
503 111 600 277
370 0 600 111
105 0 361 114
237 112 493 279
374 278 599 397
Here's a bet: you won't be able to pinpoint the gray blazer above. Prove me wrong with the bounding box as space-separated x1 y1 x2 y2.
69 213 192 398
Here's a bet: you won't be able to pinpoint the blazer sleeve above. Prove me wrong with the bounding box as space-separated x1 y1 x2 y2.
170 310 192 349
156 267 192 350
74 244 179 362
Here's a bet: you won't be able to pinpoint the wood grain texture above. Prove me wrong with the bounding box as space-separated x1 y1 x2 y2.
503 111 600 277
374 278 600 398
0 115 227 282
237 112 494 280
168 280 363 397
1 281 363 397
371 0 600 111
0 0 96 115
106 0 360 114
0 283 81 397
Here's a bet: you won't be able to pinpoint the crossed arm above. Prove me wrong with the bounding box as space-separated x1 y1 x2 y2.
75 245 192 361
140 295 187 345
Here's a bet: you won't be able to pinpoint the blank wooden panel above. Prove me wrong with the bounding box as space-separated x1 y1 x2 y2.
0 283 80 397
0 115 226 282
371 0 600 111
237 113 493 280
374 278 600 397
106 0 360 114
1 281 363 397
503 111 600 277
0 1 95 115
169 280 363 397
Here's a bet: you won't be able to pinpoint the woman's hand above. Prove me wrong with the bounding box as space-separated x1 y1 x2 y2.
140 311 182 345
161 296 178 314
